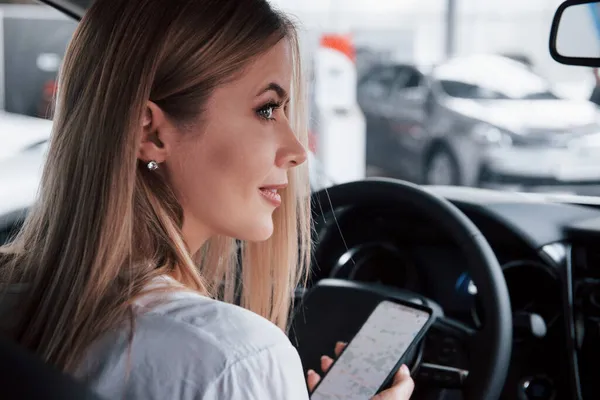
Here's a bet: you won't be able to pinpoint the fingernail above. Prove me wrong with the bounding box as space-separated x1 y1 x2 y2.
337 341 347 346
400 364 410 376
321 355 328 362
307 369 316 376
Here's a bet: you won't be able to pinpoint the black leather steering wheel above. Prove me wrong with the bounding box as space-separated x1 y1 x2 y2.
297 179 512 400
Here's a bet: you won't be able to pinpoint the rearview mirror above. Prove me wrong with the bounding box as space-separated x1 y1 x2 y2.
550 0 600 67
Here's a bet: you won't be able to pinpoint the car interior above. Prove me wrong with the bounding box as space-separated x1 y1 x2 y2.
2 0 600 399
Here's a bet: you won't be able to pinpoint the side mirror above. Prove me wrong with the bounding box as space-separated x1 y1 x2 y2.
550 0 600 67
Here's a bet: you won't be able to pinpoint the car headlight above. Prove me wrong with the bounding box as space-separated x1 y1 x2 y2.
472 123 513 147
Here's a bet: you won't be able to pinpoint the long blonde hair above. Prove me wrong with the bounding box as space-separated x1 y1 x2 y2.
0 0 310 373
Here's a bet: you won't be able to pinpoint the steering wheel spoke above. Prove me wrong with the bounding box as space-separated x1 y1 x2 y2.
416 316 475 389
416 362 469 389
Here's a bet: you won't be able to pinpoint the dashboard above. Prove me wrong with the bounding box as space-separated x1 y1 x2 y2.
310 185 600 400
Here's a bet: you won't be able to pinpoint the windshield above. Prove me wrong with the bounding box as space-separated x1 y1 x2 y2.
1 0 600 200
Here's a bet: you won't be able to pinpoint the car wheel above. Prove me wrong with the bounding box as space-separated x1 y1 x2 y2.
425 147 461 185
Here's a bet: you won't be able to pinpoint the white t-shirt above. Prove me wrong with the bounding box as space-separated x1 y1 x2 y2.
2 276 310 400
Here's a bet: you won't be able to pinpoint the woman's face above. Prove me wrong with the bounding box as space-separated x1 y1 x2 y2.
144 39 306 252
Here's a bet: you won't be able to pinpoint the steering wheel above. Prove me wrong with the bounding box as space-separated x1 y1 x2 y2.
296 179 512 400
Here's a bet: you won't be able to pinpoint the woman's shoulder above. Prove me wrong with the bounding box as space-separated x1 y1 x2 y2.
78 281 307 399
137 285 292 359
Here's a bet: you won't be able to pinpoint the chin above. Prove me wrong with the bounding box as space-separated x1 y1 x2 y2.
238 218 274 242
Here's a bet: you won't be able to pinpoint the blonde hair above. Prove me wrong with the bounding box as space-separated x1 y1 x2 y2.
0 0 310 372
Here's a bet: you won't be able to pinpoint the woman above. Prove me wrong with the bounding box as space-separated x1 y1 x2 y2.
0 0 414 398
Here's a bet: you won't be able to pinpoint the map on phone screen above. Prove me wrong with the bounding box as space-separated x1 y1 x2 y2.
311 300 430 400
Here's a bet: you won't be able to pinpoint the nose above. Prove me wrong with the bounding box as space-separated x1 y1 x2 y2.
276 124 308 169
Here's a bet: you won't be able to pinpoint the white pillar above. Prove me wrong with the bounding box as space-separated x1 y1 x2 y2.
312 34 366 186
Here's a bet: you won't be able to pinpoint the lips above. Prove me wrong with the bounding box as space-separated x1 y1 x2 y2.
259 184 286 207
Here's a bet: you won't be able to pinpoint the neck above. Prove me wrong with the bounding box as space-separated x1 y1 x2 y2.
181 218 211 256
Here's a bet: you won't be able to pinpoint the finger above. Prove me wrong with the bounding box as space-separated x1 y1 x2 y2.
334 341 347 357
378 377 415 400
306 369 321 392
320 355 334 372
371 365 415 400
392 365 411 386
372 377 415 400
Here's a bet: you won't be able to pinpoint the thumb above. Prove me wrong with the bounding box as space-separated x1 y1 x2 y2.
371 365 414 400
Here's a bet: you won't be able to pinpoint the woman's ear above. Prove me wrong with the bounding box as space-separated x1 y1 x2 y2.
137 101 172 164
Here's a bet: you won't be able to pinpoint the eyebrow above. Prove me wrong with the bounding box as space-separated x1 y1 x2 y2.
257 82 288 100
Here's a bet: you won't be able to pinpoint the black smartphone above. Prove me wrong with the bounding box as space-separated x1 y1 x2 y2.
310 299 434 400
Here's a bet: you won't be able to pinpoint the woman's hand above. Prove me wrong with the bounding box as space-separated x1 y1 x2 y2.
306 341 415 399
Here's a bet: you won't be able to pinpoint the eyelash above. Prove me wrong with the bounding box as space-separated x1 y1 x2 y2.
256 101 283 121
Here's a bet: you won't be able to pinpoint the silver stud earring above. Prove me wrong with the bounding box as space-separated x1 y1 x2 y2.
147 160 159 171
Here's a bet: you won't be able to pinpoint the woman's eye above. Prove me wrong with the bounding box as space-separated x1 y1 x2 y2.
257 103 279 120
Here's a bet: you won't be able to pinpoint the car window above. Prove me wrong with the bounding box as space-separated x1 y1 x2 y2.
393 66 423 91
303 1 597 194
1 3 76 119
370 66 397 87
1 0 599 210
359 66 396 98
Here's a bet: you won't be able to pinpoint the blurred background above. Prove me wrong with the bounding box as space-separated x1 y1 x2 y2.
2 0 600 197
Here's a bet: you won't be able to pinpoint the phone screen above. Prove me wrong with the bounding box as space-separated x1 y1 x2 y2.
310 300 431 400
